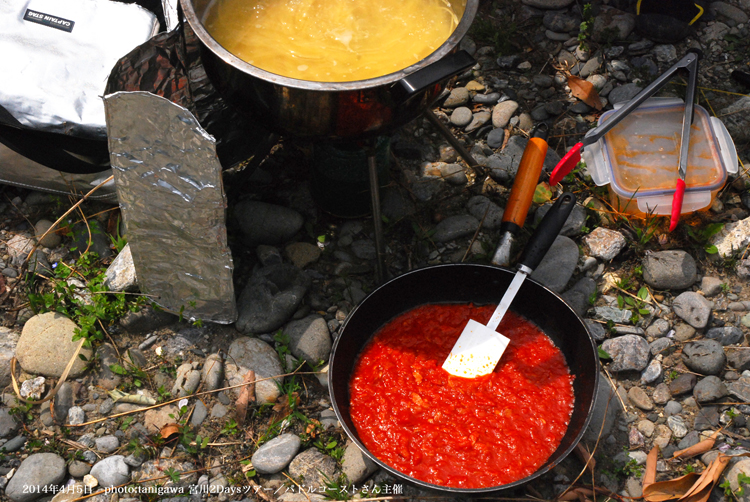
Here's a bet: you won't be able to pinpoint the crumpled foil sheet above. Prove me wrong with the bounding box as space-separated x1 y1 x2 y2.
104 91 236 324
0 143 117 201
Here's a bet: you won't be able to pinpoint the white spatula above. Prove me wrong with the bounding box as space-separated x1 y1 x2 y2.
442 193 576 378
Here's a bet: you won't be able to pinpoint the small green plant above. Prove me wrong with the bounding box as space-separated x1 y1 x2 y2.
598 346 611 360
156 386 171 402
164 468 181 483
721 283 731 293
617 287 651 323
666 370 679 382
120 417 134 431
9 401 35 423
620 457 643 478
221 418 239 436
683 464 695 475
738 473 750 497
109 217 127 253
314 439 345 462
687 222 724 254
578 3 594 51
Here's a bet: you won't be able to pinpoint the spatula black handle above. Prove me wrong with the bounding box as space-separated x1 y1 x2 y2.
518 192 576 272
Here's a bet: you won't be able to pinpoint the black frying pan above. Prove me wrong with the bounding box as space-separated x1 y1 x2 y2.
328 262 599 494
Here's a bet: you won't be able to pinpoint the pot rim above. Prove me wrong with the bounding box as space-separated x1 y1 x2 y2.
328 263 600 494
179 0 478 91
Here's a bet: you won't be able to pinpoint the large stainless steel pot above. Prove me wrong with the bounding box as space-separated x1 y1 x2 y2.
180 0 478 139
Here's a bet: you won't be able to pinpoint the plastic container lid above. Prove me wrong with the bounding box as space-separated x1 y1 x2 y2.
583 98 738 215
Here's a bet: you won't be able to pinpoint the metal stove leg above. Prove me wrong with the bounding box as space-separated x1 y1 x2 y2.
423 109 478 168
367 151 385 284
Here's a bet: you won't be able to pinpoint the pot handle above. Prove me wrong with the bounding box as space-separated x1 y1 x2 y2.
518 192 577 272
395 50 476 99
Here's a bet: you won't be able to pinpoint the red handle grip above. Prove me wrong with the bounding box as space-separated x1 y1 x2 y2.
669 179 686 232
549 142 583 185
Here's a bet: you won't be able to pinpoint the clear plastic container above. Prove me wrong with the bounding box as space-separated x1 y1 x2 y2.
583 98 738 217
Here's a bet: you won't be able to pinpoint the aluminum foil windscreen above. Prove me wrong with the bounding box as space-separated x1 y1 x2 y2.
104 91 237 324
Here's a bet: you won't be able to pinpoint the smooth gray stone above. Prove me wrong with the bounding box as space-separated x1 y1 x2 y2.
682 340 726 375
443 87 470 108
694 406 720 430
449 107 472 127
642 251 697 290
543 10 580 32
673 292 713 329
728 376 750 402
285 315 332 365
1 435 25 452
99 398 114 415
561 277 597 317
191 401 208 427
601 335 650 372
0 407 20 438
640 359 662 385
706 326 744 346
650 338 675 357
433 215 480 243
664 400 682 417
669 373 697 395
585 320 607 341
678 430 700 450
486 128 506 149
728 350 750 372
5 453 66 502
466 196 504 230
342 442 379 484
530 236 578 293
491 100 519 129
235 201 304 245
608 83 643 105
225 337 284 404
646 318 670 338
53 382 74 424
236 264 311 334
68 460 91 478
202 354 224 391
251 434 302 474
474 92 501 104
95 435 120 454
693 375 728 403
288 448 338 490
90 455 130 488
439 163 468 185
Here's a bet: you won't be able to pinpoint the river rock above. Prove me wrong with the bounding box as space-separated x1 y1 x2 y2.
582 227 626 261
53 382 74 423
103 244 137 292
342 442 379 484
251 434 301 474
491 100 519 128
450 107 472 127
144 405 179 433
236 264 311 334
641 359 663 384
700 277 724 297
695 406 721 430
642 251 697 290
669 373 697 395
693 375 728 403
534 203 586 237
95 436 120 454
609 83 643 105
602 335 650 372
433 215 480 242
711 216 750 258
443 87 470 108
628 387 654 410
530 236 578 292
225 337 284 403
672 292 712 329
34 219 61 248
467 196 504 230
706 327 744 346
561 277 597 317
653 383 671 404
667 415 688 438
728 376 750 402
15 312 93 377
593 6 635 41
284 242 321 269
202 354 224 391
172 363 201 397
235 201 304 245
285 315 332 366
134 459 197 487
5 453 66 502
0 327 19 388
682 340 726 375
728 350 750 372
288 449 338 490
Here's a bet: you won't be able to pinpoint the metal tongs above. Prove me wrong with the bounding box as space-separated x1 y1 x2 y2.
549 50 700 231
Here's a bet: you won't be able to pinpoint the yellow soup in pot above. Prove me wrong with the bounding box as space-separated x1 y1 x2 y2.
203 0 463 82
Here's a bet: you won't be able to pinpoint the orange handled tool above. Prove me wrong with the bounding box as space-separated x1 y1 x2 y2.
491 124 549 267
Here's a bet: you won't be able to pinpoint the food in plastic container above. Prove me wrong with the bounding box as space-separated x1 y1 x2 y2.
583 98 738 217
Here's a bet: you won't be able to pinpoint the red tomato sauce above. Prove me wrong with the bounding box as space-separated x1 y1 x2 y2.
349 303 575 488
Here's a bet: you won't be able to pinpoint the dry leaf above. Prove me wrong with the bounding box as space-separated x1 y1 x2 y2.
159 423 180 441
673 430 721 459
680 454 730 502
643 446 659 489
108 389 156 405
568 75 603 111
270 392 299 424
235 370 256 427
643 473 702 502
